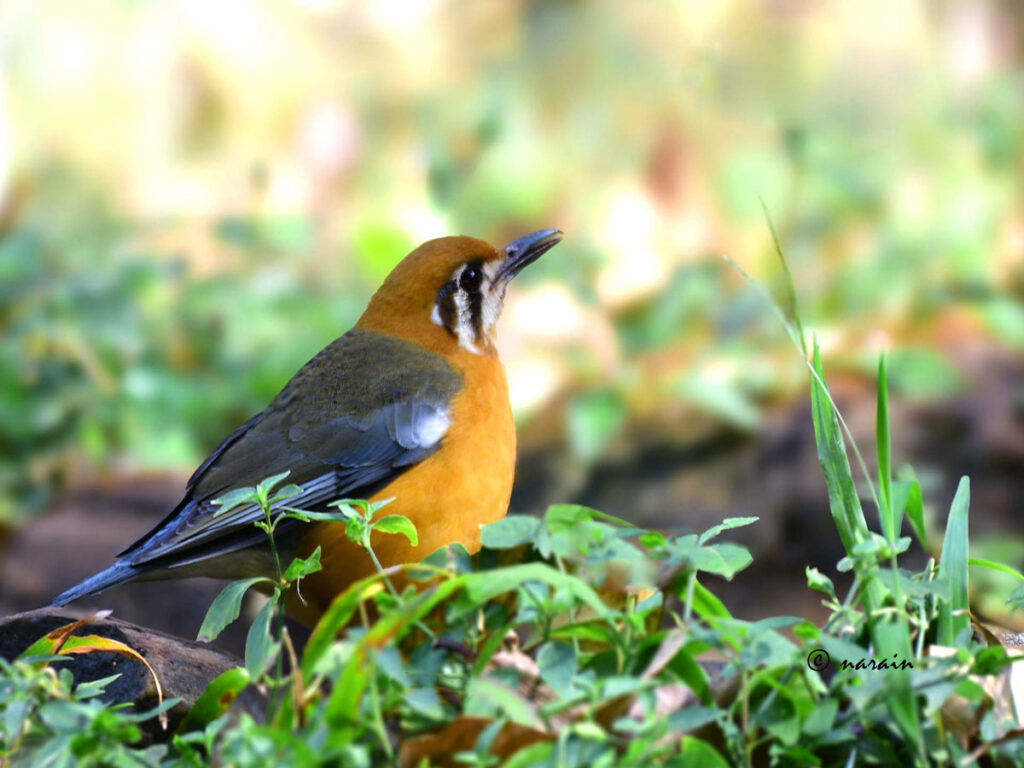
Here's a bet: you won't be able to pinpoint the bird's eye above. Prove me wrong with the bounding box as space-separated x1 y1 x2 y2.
459 265 483 293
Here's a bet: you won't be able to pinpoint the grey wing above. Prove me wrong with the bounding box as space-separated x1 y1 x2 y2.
118 329 462 571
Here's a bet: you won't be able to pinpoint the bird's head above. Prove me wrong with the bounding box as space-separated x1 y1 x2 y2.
358 229 562 355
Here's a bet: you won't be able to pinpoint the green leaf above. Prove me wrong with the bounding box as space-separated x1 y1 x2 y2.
937 476 971 646
480 515 540 549
901 479 926 548
502 742 554 768
244 597 279 678
667 649 713 706
71 673 122 699
666 706 719 733
805 567 835 597
970 646 1011 676
283 546 322 581
179 668 251 733
255 470 292 504
212 487 258 517
373 647 410 686
369 498 396 515
640 531 668 550
755 690 800 746
463 563 609 617
675 735 730 768
281 508 351 524
537 641 576 693
197 577 271 642
698 516 759 545
688 543 753 579
884 665 922 751
327 499 369 519
465 678 539 728
969 557 1024 582
802 697 838 736
372 515 418 546
345 515 368 545
324 646 371 728
550 621 621 647
270 484 303 504
113 696 182 723
851 536 886 558
545 504 595 531
414 542 473 577
689 579 732 620
792 621 819 641
403 687 444 720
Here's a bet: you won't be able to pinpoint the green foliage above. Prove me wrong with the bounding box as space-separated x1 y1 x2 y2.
0 656 175 766
6 362 1024 766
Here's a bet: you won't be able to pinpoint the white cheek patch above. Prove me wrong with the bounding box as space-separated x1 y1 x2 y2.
480 261 505 339
431 303 444 327
452 289 481 354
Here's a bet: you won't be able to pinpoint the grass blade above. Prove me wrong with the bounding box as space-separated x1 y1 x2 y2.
937 476 971 646
876 354 896 542
760 198 807 357
809 343 870 554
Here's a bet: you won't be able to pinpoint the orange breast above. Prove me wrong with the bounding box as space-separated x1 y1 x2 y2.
293 350 516 621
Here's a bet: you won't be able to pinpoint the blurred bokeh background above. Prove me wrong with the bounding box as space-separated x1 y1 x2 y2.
1 1 1022 645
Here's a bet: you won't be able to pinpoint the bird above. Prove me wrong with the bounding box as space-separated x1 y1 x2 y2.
50 229 563 625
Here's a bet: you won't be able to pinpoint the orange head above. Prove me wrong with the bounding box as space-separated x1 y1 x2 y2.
356 229 562 356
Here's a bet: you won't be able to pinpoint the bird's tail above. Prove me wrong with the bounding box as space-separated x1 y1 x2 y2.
49 561 141 607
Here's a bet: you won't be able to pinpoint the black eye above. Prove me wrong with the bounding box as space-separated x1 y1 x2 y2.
459 264 483 293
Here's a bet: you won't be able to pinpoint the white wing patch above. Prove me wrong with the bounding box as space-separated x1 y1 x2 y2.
414 408 451 447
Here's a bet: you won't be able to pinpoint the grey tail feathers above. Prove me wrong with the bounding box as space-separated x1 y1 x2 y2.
49 561 141 607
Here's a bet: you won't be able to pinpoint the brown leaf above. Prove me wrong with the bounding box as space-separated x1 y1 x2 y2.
58 633 168 729
17 613 168 729
398 716 551 768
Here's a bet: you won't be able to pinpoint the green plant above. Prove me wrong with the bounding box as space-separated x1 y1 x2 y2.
0 654 175 766
6 231 1024 765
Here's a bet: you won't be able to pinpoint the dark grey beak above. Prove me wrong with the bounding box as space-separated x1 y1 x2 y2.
497 229 563 282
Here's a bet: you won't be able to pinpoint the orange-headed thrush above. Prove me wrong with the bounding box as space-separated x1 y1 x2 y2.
51 229 563 623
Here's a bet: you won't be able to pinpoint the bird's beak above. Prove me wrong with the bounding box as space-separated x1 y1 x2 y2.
496 229 563 283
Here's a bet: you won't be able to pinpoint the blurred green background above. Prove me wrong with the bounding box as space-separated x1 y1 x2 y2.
1 1 1022 621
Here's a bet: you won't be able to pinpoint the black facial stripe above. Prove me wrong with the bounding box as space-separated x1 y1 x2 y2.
438 292 456 333
468 289 483 340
